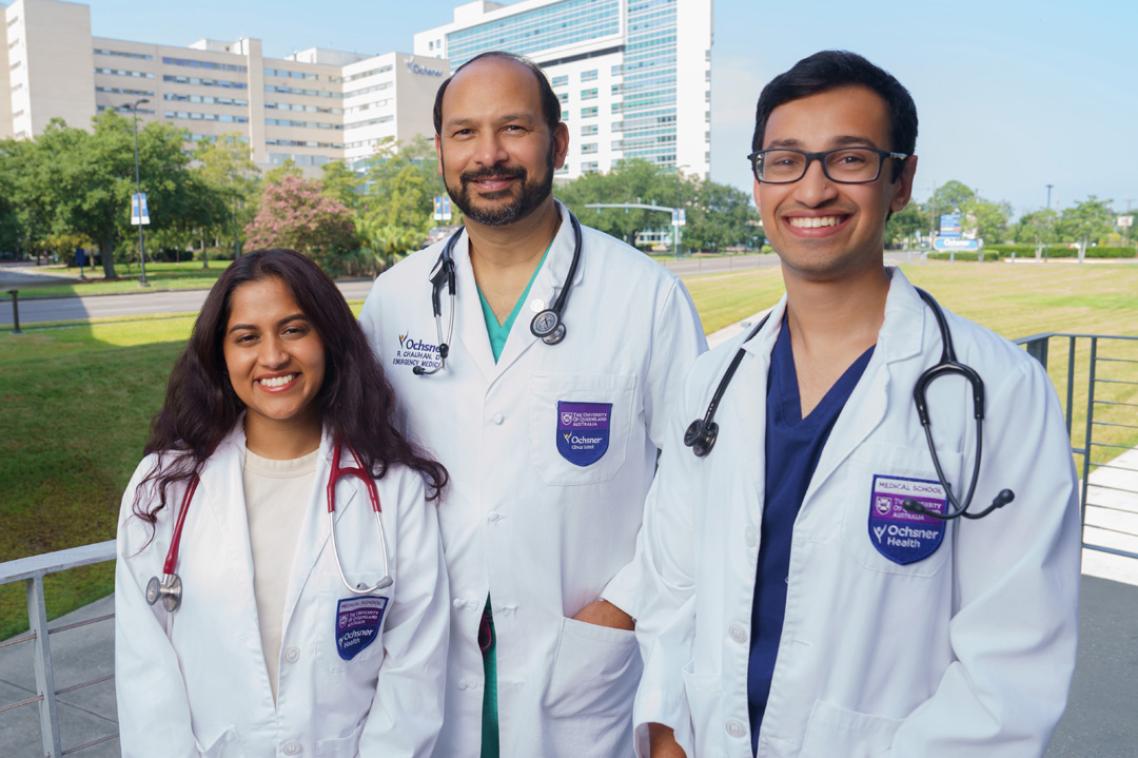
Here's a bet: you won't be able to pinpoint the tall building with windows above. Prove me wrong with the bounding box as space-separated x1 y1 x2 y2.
415 0 712 179
0 0 446 171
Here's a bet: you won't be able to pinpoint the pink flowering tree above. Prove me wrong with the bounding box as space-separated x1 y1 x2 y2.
245 174 359 275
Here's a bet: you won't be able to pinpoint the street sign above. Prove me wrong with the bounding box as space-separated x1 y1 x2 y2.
130 192 150 226
1118 215 1134 229
671 208 686 227
939 213 961 238
933 236 981 252
433 195 452 222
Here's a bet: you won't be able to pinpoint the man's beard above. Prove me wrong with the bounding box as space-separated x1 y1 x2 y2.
444 143 556 226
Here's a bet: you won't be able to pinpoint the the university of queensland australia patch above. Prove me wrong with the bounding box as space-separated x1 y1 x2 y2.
335 596 388 661
867 474 948 565
556 401 612 467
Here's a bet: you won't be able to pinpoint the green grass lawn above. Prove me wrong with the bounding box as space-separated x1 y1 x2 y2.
1 260 1136 639
0 260 231 300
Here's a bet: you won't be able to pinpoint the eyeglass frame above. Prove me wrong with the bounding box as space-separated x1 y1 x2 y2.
746 147 911 185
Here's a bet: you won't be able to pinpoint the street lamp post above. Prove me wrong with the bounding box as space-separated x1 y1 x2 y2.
125 98 150 286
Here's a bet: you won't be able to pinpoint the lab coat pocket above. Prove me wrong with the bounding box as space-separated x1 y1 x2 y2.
543 616 641 718
843 442 962 577
679 662 721 757
529 372 636 486
314 732 358 758
193 726 238 758
799 699 902 758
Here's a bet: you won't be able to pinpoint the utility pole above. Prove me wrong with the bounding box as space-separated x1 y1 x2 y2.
125 99 151 286
1045 184 1054 210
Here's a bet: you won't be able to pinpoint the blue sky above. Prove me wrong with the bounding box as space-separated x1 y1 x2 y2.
30 0 1138 217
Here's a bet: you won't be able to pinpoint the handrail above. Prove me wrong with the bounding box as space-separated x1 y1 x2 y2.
0 540 115 586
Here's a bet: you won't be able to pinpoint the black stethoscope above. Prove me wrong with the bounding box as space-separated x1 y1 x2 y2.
683 288 1015 521
145 444 393 613
412 211 584 376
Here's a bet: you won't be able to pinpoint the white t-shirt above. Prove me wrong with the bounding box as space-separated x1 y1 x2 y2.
242 446 319 702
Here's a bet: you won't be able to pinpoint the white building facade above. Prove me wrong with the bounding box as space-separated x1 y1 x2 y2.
414 0 712 180
0 0 445 172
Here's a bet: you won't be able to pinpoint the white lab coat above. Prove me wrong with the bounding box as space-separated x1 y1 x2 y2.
359 201 707 757
114 425 450 758
632 269 1080 758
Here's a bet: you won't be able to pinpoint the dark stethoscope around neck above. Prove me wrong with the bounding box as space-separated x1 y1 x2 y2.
413 211 584 376
682 288 1015 521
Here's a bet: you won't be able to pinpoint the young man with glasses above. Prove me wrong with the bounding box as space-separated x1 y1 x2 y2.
629 51 1080 757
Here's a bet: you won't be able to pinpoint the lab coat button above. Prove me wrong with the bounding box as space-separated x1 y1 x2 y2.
729 623 748 644
282 740 302 755
452 598 466 609
284 646 300 663
458 678 472 690
744 526 758 547
487 511 502 523
491 413 505 425
726 720 747 739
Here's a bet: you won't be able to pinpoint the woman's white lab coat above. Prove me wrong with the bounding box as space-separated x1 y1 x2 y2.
114 425 449 758
632 269 1081 757
359 201 707 757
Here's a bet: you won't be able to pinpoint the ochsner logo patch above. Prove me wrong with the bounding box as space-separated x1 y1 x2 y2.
556 401 612 467
391 332 442 371
866 474 947 565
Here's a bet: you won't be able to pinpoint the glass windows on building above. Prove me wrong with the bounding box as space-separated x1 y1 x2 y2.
581 124 598 136
164 111 248 123
95 67 154 78
264 67 320 80
581 106 598 118
582 161 599 173
163 56 247 73
164 92 248 107
581 142 598 154
343 65 393 83
265 83 337 98
581 87 598 100
94 48 154 61
166 74 246 90
551 74 569 87
446 0 620 66
581 69 598 82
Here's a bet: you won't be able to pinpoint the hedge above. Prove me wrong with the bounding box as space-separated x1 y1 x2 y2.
928 251 1003 262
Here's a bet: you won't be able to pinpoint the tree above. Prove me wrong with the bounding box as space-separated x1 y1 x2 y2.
1014 209 1059 254
1058 197 1114 261
244 174 359 274
356 137 441 270
962 197 1011 243
884 205 925 248
925 180 975 235
32 112 222 278
194 134 261 262
559 159 687 248
321 160 363 211
683 178 762 252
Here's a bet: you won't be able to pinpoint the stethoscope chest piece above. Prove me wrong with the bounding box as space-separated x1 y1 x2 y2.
146 573 182 612
684 418 719 457
531 309 566 345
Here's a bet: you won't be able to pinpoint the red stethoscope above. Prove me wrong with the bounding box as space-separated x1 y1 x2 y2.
146 444 393 613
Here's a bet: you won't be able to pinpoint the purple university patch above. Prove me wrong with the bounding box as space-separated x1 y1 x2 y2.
867 474 947 565
556 401 612 467
335 596 388 661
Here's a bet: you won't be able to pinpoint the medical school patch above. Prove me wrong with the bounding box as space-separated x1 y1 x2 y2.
556 401 612 467
335 596 388 661
867 474 947 565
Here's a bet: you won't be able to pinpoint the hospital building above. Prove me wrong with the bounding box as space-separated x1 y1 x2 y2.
1 0 713 179
416 0 713 179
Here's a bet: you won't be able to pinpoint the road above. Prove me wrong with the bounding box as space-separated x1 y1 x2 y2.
0 254 792 326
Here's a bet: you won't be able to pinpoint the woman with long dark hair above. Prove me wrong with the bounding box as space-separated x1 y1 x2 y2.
114 249 450 757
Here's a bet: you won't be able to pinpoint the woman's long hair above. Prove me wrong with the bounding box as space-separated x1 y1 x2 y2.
133 249 447 523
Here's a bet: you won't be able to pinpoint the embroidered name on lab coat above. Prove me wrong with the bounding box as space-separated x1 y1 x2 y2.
867 475 947 564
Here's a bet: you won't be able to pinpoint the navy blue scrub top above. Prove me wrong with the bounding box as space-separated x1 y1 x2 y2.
748 317 875 753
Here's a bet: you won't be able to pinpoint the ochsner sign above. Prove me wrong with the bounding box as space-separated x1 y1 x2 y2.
405 58 445 77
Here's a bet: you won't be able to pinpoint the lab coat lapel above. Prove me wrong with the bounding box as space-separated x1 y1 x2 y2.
800 269 927 510
281 431 360 625
452 233 497 383
492 201 580 379
736 301 785 512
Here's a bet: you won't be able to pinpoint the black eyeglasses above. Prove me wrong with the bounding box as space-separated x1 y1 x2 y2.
747 147 909 184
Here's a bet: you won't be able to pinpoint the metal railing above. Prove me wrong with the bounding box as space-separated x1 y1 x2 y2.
1 334 1135 755
0 541 116 757
1015 332 1138 560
